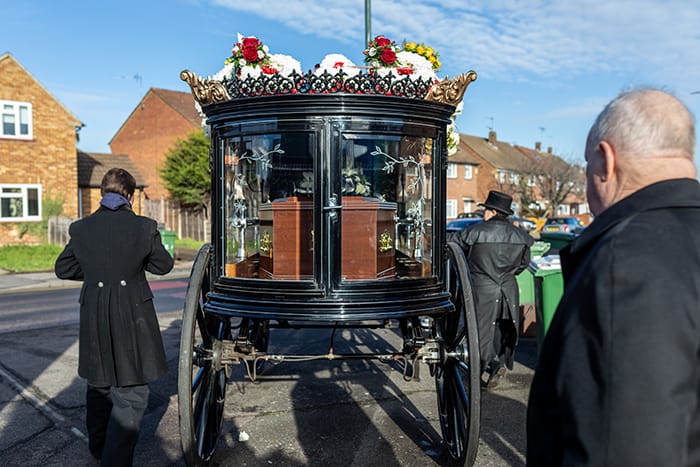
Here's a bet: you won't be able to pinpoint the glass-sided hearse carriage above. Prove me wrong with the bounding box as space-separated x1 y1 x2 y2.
178 43 479 466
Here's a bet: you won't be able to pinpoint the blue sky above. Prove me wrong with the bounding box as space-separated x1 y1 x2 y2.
4 0 700 165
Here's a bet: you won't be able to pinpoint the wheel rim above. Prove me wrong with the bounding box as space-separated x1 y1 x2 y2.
178 245 228 466
435 242 481 466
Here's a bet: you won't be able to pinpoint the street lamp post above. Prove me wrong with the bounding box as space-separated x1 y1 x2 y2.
365 0 371 47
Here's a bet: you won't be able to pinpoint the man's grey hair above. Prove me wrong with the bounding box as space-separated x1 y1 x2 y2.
587 88 696 159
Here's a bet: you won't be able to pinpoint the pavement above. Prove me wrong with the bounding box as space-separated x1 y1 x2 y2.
0 260 195 294
0 257 536 466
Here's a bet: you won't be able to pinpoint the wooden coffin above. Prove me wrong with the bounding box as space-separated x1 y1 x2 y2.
258 196 314 280
341 197 397 280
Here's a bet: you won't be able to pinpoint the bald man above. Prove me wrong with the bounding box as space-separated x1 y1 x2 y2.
527 89 700 466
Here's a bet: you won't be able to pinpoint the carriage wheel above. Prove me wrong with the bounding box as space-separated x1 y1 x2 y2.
435 242 481 466
178 244 228 466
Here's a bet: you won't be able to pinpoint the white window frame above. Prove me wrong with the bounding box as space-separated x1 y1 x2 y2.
446 199 457 219
463 165 473 180
463 199 474 214
0 184 42 221
1 100 33 140
497 171 506 184
446 163 457 179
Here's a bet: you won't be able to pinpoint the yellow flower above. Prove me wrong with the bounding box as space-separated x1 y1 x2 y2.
429 55 437 64
426 46 434 56
405 41 417 51
436 60 442 69
416 45 425 55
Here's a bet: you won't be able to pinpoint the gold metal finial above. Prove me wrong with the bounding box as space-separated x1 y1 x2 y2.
180 70 230 106
424 71 477 106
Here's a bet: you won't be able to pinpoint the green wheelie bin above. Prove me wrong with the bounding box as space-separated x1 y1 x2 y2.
529 255 564 355
516 241 550 336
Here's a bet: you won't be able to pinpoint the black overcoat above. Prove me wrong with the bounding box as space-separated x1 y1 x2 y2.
455 218 533 368
527 178 700 466
55 206 174 387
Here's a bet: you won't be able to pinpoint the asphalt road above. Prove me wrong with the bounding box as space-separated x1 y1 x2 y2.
0 284 536 466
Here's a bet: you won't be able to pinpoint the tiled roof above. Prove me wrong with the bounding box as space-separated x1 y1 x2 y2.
514 145 571 172
151 88 202 127
77 151 148 188
449 137 481 165
460 133 530 171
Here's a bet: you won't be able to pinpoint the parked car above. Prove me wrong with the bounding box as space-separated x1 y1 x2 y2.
509 216 537 232
541 216 585 234
446 217 483 233
457 210 484 219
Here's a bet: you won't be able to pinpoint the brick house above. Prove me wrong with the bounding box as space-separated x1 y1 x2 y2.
515 143 590 223
109 88 201 202
457 130 532 216
445 139 481 219
0 53 83 245
77 151 148 217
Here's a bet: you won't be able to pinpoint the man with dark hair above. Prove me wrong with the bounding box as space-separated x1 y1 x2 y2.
454 190 533 388
527 88 700 465
55 167 174 466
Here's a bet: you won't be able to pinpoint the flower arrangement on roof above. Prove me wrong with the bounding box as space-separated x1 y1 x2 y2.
184 32 476 104
226 34 271 68
363 35 401 68
315 54 360 77
402 41 441 71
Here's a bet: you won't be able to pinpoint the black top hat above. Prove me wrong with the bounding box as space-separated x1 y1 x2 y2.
479 190 514 215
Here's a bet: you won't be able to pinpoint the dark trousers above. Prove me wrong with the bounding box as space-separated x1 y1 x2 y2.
86 384 150 467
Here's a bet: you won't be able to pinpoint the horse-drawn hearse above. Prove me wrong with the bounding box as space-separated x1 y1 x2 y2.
178 34 479 466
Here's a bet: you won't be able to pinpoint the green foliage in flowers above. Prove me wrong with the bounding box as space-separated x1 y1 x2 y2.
160 130 211 207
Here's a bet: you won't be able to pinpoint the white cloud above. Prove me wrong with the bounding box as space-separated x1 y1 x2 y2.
207 0 700 87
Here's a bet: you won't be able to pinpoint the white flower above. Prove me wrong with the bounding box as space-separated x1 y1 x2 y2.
212 62 235 81
395 51 438 82
239 65 262 79
269 54 302 76
315 54 360 77
257 50 265 60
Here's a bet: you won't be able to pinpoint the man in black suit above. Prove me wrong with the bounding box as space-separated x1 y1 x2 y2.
55 168 174 466
527 89 700 465
454 190 533 388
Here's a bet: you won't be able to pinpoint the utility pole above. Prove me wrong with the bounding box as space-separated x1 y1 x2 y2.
365 0 372 46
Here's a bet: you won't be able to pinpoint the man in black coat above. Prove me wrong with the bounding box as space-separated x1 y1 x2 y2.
55 168 174 466
527 89 700 465
454 190 533 388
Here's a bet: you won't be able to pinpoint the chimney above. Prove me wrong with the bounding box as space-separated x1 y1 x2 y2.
488 130 497 144
535 141 542 151
547 146 553 154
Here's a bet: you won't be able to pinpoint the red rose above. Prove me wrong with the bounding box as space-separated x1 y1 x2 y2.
374 36 390 47
241 37 261 62
380 48 397 65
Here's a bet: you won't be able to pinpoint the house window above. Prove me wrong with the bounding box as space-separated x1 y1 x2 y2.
497 171 506 184
464 165 473 180
527 176 535 187
447 163 457 179
446 199 457 219
463 199 474 214
557 204 571 215
1 100 32 139
0 184 41 221
509 173 520 185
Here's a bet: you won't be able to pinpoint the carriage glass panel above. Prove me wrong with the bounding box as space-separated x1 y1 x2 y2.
339 133 434 281
222 132 315 280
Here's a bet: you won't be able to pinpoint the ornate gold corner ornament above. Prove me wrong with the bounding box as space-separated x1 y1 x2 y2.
180 70 230 106
424 71 477 106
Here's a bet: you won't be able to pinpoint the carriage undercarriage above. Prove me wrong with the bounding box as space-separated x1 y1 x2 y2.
178 243 480 466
